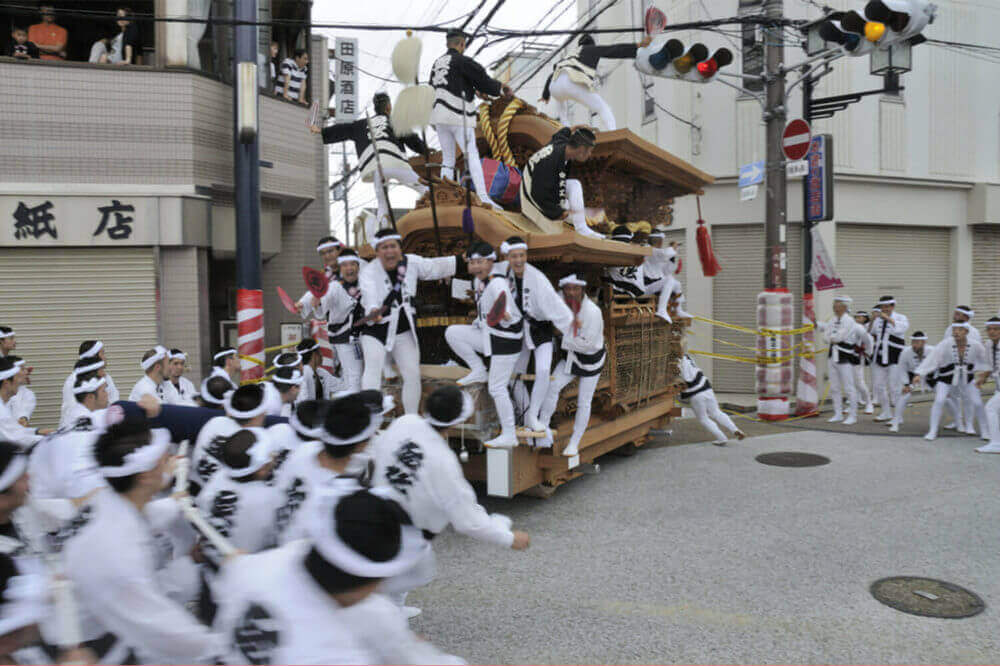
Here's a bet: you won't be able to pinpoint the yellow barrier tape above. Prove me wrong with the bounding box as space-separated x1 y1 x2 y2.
690 314 815 337
263 341 300 354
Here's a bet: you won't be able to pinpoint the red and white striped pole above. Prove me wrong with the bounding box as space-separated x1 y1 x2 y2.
237 290 265 382
310 319 336 372
795 292 819 416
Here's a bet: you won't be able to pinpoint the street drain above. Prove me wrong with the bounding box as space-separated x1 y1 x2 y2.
755 451 830 467
870 577 985 619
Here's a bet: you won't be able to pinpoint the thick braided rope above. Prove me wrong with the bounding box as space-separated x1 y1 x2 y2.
495 98 525 167
477 103 502 160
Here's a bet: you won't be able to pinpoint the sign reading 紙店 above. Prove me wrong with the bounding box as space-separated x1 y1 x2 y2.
0 196 159 246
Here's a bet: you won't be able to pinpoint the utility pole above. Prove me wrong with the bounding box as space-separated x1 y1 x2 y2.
234 0 263 382
342 146 350 240
763 0 787 290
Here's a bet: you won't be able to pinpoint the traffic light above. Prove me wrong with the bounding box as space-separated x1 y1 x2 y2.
863 0 936 47
817 11 880 56
635 37 732 82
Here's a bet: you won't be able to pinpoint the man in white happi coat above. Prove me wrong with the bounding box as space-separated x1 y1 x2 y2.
975 316 1000 453
818 295 867 425
62 411 226 664
167 348 198 405
870 295 910 422
5 357 35 427
677 348 746 446
212 480 462 664
61 340 119 426
445 242 523 449
128 346 182 405
0 327 14 358
939 305 983 433
209 347 240 388
267 367 303 418
0 359 48 449
500 236 575 434
359 228 456 413
888 332 934 433
371 385 530 616
536 274 608 457
910 322 990 441
190 384 269 496
317 248 366 394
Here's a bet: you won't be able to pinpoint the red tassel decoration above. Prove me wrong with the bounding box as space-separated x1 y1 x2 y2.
695 196 721 277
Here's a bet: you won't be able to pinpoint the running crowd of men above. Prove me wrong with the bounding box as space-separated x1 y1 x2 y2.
820 296 1000 450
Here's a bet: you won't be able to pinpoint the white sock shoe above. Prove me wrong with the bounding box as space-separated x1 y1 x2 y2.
562 441 579 457
827 413 844 423
889 422 900 433
924 432 936 441
975 442 1000 454
711 439 727 446
457 368 488 386
843 415 858 425
874 412 892 422
864 404 875 414
486 432 517 449
944 422 957 430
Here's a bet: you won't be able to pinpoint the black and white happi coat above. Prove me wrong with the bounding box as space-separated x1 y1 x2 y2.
542 43 640 94
560 296 606 377
821 313 868 365
896 343 938 388
520 127 571 226
190 415 241 495
320 275 365 346
320 113 427 182
195 465 283 569
678 354 713 402
371 414 514 546
471 271 524 356
915 339 990 387
871 311 910 366
505 262 573 349
429 47 503 126
359 254 456 351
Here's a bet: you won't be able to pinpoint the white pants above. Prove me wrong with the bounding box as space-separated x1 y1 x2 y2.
361 333 422 414
853 364 872 406
380 545 436 609
564 178 601 237
373 164 428 224
828 362 858 419
334 342 363 393
538 360 599 451
872 364 898 416
985 392 1000 444
690 389 739 443
927 380 987 439
549 71 616 131
433 124 493 206
444 324 519 439
511 341 553 428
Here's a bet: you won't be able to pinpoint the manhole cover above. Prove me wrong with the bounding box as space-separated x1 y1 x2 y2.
870 577 985 619
755 451 830 467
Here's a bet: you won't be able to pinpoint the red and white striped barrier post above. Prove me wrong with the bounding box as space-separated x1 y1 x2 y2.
237 289 264 382
756 289 793 420
795 292 819 416
310 319 336 372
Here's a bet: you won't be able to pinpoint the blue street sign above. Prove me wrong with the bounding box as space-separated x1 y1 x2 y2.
805 135 834 223
739 160 765 188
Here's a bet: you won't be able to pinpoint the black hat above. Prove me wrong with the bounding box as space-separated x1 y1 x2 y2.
446 28 469 41
577 33 595 46
424 385 475 428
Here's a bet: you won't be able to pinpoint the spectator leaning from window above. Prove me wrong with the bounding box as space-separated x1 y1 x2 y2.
109 7 143 65
89 29 114 64
277 48 309 105
28 5 67 61
8 26 39 59
268 40 280 89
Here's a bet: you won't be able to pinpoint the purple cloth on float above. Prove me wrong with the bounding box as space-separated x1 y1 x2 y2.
111 401 287 443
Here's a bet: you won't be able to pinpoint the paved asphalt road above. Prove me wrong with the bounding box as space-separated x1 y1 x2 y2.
409 399 999 664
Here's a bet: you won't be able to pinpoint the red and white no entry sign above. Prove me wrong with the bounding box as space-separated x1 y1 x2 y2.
782 119 812 161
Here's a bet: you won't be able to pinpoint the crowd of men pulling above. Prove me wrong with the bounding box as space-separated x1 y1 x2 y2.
820 297 1000 450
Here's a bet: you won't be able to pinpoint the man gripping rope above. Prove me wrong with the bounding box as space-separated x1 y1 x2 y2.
870 295 910 422
818 295 867 426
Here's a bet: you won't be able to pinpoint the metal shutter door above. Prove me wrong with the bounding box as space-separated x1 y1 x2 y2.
0 247 159 427
709 224 802 393
972 227 1000 320
836 224 951 340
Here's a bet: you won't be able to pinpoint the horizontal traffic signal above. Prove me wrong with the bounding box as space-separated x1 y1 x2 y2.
635 37 731 82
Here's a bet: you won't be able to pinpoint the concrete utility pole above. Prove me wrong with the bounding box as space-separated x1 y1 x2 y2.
234 0 264 381
763 0 787 290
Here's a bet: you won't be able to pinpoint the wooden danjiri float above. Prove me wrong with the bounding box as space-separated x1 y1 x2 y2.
382 98 713 498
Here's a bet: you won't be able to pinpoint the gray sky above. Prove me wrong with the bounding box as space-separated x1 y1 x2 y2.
310 0 579 238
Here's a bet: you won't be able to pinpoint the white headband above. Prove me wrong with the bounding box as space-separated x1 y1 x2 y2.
648 230 665 239
272 369 304 386
224 390 267 420
298 342 320 354
320 418 380 447
911 334 928 341
310 484 428 578
0 454 27 492
74 359 104 375
0 366 17 382
228 430 275 479
338 254 361 264
374 234 402 247
0 330 14 339
73 376 107 395
290 408 327 440
955 307 974 318
199 378 225 405
141 346 168 371
952 322 972 331
168 351 187 361
99 428 171 478
11 359 24 369
986 318 1000 327
273 352 302 368
0 571 47 637
877 298 896 306
559 274 587 288
214 349 237 361
79 341 103 359
833 295 853 304
500 241 528 254
317 240 342 252
467 251 496 260
424 391 475 428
